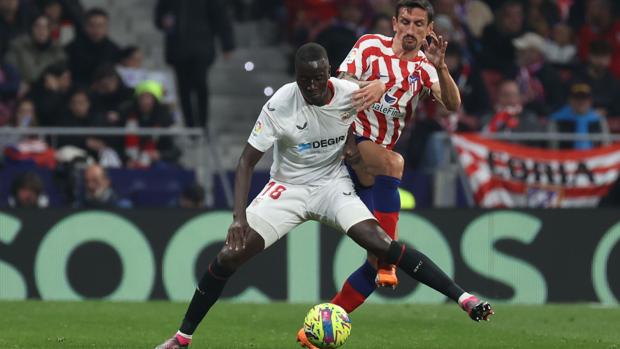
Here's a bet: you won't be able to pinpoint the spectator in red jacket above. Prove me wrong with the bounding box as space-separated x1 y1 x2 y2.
577 0 620 78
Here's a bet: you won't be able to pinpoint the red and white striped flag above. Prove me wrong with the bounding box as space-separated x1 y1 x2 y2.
452 134 620 207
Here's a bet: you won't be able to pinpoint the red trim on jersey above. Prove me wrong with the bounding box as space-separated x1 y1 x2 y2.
374 109 388 145
420 66 433 88
392 60 412 106
371 59 380 80
361 47 387 73
383 56 396 88
359 34 394 49
357 111 372 138
388 117 401 149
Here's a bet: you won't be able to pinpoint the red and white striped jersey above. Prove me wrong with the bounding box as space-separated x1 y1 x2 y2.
337 34 439 149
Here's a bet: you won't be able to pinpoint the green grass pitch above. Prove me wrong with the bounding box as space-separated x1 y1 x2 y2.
1 301 619 348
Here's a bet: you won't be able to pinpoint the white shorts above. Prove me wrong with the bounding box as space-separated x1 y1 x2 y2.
246 175 376 248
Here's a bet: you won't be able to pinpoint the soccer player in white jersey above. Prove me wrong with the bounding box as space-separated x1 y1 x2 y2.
155 43 492 349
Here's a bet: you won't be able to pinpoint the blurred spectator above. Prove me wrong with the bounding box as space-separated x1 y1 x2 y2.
75 163 131 208
573 40 620 117
117 46 143 70
114 47 178 107
457 0 493 38
544 23 576 65
65 7 120 85
368 13 392 37
55 87 121 167
482 80 543 143
577 0 620 78
7 171 48 208
56 87 98 147
523 0 560 37
123 80 180 168
479 0 525 75
2 98 57 169
443 44 490 119
155 0 235 129
90 64 133 122
5 14 67 87
316 0 366 76
0 0 35 57
512 32 565 116
36 0 84 44
549 82 609 150
179 183 205 208
0 59 20 126
28 61 72 126
433 0 478 61
1 97 32 148
286 0 339 44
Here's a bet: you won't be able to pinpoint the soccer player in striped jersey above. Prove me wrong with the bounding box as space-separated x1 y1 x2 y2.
298 1 492 347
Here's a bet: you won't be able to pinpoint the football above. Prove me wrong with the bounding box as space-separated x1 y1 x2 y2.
303 303 352 348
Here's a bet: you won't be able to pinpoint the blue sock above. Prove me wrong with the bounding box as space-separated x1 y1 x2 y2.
356 184 374 212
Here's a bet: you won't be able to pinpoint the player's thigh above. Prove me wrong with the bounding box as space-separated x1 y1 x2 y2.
311 176 376 234
246 179 307 249
357 140 404 178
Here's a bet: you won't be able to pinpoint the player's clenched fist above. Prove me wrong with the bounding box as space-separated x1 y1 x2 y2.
226 219 251 251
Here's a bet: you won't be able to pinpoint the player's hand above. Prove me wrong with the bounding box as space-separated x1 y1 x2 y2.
226 218 251 251
423 31 448 69
353 80 386 112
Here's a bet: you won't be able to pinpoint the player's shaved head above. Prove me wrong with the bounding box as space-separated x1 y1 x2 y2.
295 43 329 70
295 43 332 106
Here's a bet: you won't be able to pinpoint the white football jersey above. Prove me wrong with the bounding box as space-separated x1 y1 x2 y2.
248 77 359 185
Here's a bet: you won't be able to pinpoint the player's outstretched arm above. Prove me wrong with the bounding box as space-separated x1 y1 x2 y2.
424 33 461 111
227 144 264 250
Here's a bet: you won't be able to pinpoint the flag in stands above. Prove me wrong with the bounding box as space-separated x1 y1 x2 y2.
452 134 620 208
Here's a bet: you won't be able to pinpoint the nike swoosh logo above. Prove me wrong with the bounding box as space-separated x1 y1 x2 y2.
266 103 275 111
343 192 352 196
296 122 308 130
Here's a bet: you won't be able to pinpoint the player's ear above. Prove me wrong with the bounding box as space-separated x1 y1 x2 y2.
392 16 397 32
427 21 434 35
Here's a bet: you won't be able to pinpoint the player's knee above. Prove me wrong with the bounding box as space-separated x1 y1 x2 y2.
380 152 404 178
216 246 247 271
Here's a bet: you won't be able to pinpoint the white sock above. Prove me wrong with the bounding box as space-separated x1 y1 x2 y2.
458 292 474 305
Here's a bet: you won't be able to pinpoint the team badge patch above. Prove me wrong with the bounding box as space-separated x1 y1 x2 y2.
383 93 397 105
344 48 358 64
340 111 353 120
409 73 421 94
252 120 263 135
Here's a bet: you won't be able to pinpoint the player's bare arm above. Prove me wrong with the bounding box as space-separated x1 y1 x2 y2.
338 72 386 112
424 32 461 111
226 143 264 251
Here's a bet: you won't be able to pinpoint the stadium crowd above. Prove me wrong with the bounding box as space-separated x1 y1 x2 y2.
0 0 215 208
1 0 620 207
